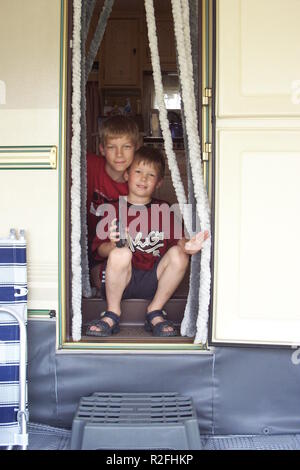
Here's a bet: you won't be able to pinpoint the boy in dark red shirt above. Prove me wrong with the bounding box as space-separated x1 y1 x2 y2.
87 115 140 286
87 146 209 337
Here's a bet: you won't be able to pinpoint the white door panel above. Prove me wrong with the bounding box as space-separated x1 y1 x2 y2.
217 0 300 117
213 0 300 346
213 130 300 345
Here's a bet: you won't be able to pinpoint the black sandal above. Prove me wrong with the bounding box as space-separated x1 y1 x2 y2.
145 310 177 337
86 311 121 337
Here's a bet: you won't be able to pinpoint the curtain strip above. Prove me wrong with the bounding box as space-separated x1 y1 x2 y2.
71 0 83 341
84 0 97 42
178 0 202 338
85 0 115 78
171 0 211 344
144 0 192 235
81 0 115 301
80 2 92 299
71 0 115 337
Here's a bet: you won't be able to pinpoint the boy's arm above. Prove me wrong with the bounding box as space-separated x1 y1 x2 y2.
97 240 116 258
177 238 188 252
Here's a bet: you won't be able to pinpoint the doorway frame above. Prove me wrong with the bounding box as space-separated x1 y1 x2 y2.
58 0 212 352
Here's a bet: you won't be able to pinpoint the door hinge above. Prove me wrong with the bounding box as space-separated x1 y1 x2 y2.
202 142 212 161
202 88 212 106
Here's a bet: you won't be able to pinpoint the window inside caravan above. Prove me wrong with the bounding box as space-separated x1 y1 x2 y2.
153 75 181 110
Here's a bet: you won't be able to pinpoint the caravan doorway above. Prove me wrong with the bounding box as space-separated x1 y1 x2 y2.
62 0 212 350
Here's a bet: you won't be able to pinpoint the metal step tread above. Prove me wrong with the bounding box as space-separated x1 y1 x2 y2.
76 392 196 424
70 392 202 449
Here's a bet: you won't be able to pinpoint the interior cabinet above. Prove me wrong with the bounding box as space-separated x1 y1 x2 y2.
143 18 177 71
97 15 177 85
99 18 141 87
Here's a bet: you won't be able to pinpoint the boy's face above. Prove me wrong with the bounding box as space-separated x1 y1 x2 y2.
100 135 136 178
125 160 162 202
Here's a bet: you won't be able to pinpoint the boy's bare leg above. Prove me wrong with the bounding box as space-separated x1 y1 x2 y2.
147 245 189 333
89 247 132 332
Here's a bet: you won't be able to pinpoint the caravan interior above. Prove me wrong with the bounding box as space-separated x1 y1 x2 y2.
65 0 210 348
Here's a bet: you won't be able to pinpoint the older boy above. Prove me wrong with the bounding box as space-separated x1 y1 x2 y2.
86 146 209 337
87 115 139 286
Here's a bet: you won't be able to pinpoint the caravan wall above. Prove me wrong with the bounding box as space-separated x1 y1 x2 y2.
1 0 300 435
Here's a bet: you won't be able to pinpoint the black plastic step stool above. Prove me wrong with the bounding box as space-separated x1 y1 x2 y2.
70 392 201 450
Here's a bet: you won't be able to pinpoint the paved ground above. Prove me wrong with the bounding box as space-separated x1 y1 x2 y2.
25 423 300 450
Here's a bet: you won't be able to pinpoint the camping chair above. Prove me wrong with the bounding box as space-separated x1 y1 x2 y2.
0 229 28 449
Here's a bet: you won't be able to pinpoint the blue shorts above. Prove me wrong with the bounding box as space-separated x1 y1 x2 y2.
101 261 159 300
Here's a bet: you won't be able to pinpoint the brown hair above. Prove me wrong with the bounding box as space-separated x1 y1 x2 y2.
133 146 165 180
99 115 140 147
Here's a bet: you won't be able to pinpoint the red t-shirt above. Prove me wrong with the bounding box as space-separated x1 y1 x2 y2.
87 153 129 246
92 198 185 271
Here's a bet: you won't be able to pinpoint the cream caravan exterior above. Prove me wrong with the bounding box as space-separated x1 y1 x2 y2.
0 0 61 315
1 0 300 350
1 0 300 450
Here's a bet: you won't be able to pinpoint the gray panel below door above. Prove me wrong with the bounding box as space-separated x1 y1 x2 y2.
212 346 300 435
27 319 300 436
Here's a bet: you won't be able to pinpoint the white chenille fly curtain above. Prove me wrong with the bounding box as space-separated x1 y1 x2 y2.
145 0 211 344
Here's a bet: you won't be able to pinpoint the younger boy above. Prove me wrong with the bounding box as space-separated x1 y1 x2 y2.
87 115 140 286
86 146 209 337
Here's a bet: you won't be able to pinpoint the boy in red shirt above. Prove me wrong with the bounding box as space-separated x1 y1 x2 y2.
87 115 140 286
87 146 209 337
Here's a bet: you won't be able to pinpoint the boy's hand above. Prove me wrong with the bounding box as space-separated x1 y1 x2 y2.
184 230 209 255
109 218 120 245
109 218 129 246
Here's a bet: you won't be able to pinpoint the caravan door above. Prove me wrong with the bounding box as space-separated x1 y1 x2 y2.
211 0 300 347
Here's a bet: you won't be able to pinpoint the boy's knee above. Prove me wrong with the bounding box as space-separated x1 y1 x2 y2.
168 245 189 269
108 246 132 268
